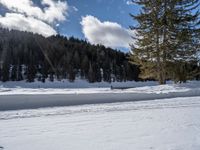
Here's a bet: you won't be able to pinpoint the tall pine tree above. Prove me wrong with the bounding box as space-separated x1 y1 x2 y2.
130 0 200 84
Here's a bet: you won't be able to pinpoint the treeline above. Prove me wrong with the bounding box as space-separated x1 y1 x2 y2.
0 28 139 83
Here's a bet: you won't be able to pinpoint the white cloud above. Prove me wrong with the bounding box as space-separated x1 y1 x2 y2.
0 13 57 37
0 0 68 23
41 0 68 23
0 0 68 37
126 0 134 5
72 6 78 12
80 15 134 49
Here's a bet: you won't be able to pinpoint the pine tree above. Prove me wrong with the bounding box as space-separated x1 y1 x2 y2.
26 64 36 82
11 65 17 81
16 64 23 81
95 66 102 82
0 67 2 80
49 72 54 82
130 0 200 84
68 64 75 82
73 50 80 69
167 0 200 81
130 0 166 84
88 63 95 83
1 61 9 82
1 44 10 82
81 55 89 78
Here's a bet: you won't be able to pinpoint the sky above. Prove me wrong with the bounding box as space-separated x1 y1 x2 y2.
0 0 140 51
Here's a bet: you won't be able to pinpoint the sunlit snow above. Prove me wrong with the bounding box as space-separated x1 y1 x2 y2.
0 96 200 150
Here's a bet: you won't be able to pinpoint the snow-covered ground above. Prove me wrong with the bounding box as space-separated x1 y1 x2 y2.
0 79 158 89
0 96 200 150
0 80 199 95
0 80 200 110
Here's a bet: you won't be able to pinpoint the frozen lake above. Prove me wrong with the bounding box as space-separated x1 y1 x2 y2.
0 96 200 150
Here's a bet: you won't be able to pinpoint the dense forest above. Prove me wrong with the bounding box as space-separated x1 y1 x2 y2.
0 28 140 83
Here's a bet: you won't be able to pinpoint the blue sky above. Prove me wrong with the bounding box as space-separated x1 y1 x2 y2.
62 0 139 39
0 0 140 51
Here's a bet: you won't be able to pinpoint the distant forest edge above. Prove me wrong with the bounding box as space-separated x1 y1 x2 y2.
0 28 199 83
0 28 140 83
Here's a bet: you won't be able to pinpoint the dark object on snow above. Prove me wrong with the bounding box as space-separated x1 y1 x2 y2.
111 86 133 90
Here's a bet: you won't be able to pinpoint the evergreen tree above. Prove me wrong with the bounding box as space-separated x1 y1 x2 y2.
73 50 80 69
130 0 165 84
68 64 75 82
0 67 2 80
1 44 10 82
81 55 89 78
11 65 17 81
16 64 23 81
1 61 9 82
130 0 200 84
167 0 200 81
88 63 95 83
95 66 102 82
26 64 36 82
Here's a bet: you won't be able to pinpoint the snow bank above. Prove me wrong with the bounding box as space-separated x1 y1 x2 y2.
0 79 157 89
0 80 200 95
0 81 200 111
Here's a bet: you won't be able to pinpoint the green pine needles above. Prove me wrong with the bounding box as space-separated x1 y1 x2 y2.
130 0 200 84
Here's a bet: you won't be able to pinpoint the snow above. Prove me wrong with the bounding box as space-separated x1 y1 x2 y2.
0 80 200 110
0 96 200 150
0 79 158 89
0 80 199 95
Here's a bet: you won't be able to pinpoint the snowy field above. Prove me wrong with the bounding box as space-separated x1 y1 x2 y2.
0 80 200 110
0 80 199 96
0 80 199 95
0 96 200 150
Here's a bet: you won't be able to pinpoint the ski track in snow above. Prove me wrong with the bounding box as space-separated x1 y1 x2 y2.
0 96 200 150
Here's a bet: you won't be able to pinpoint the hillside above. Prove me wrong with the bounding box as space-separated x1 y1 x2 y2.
0 28 139 83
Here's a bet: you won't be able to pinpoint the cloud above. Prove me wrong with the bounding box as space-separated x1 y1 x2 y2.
0 0 68 37
126 0 134 5
0 0 68 23
80 15 134 49
0 13 57 37
72 6 78 12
